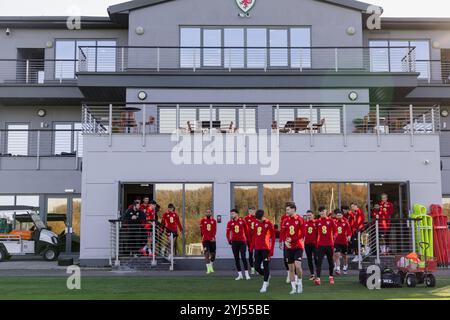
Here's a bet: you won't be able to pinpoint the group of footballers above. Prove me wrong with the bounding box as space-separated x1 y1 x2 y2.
123 193 394 294
199 194 394 294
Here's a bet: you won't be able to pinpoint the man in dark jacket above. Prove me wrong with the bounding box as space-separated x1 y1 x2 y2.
122 200 146 255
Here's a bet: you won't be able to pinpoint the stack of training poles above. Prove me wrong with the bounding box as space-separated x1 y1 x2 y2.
429 204 450 268
411 204 434 259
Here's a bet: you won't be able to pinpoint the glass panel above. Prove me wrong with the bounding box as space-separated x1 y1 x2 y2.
290 28 311 68
180 28 201 68
233 185 258 215
369 40 389 72
76 41 96 72
340 183 369 220
7 124 29 156
72 198 81 236
269 29 288 67
247 29 267 68
238 108 256 133
159 108 177 133
389 41 409 72
47 198 67 235
55 41 75 79
310 183 339 214
203 29 222 67
54 124 72 155
319 108 342 134
179 108 197 131
96 40 117 72
410 41 430 79
224 28 244 68
263 184 293 224
184 184 213 256
155 184 183 255
16 195 39 207
443 197 450 219
0 196 15 228
198 108 217 129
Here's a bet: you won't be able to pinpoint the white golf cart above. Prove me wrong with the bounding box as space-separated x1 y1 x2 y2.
0 206 60 261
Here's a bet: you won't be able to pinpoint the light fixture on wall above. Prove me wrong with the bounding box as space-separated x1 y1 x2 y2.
46 41 53 48
37 109 47 117
348 91 358 101
138 90 147 101
135 26 145 35
432 41 441 49
346 26 356 36
5 28 11 36
423 160 431 166
441 109 449 118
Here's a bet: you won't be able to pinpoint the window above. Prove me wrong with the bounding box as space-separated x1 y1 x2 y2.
53 123 83 156
203 29 222 67
55 39 117 78
232 183 293 223
443 197 450 218
159 108 177 134
269 29 288 67
238 108 256 133
46 197 68 235
310 183 339 214
224 28 244 68
319 108 342 134
72 198 81 236
247 28 267 68
7 124 29 156
0 195 39 229
180 27 311 69
290 28 311 68
180 28 201 68
369 40 430 78
184 184 213 256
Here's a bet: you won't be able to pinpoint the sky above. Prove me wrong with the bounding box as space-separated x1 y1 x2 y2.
0 0 449 17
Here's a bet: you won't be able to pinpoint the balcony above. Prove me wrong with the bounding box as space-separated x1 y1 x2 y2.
0 59 79 85
82 104 440 148
0 129 82 170
78 46 418 74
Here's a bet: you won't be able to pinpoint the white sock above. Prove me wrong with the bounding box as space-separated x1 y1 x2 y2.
291 282 297 290
263 281 269 288
297 278 303 285
295 275 298 282
244 270 250 277
237 271 242 277
286 271 290 276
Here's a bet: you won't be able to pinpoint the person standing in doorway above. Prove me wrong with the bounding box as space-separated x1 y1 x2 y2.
379 193 394 254
200 209 217 274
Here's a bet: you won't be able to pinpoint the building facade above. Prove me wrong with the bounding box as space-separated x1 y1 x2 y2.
0 0 449 267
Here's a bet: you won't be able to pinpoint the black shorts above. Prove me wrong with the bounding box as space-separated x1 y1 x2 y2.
285 248 303 264
334 244 348 254
349 233 358 250
202 241 216 253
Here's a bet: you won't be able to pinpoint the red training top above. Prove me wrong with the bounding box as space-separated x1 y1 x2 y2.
161 210 183 233
280 214 305 249
252 218 276 256
304 219 318 246
199 216 217 242
316 217 337 247
334 218 352 245
226 217 248 243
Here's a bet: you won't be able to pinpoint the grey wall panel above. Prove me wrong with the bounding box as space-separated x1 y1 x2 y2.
442 156 450 195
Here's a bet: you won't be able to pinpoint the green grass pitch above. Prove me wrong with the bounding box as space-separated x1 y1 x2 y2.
0 276 449 300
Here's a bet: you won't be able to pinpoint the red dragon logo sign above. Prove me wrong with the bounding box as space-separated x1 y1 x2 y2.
236 0 255 13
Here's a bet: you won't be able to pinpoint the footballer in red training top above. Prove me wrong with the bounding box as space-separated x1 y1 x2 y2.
280 202 305 294
251 209 275 293
226 208 251 280
315 206 338 286
303 210 318 280
333 209 352 275
200 209 217 274
243 207 258 274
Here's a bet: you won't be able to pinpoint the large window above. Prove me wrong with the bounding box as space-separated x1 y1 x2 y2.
310 183 339 214
369 40 430 78
46 197 68 234
232 183 293 224
0 195 39 230
55 39 117 78
158 106 257 134
6 124 29 156
155 183 213 256
180 27 311 69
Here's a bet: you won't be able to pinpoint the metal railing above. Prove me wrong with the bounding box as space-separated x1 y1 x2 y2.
0 129 82 170
357 219 418 270
82 104 440 140
0 59 79 84
415 60 450 84
78 46 416 73
109 219 174 270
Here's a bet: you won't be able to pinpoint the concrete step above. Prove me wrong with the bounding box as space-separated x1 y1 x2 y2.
114 256 172 271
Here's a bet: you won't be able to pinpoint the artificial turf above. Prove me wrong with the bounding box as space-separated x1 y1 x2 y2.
0 275 449 300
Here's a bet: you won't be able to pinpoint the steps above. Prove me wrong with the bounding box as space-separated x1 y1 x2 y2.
114 257 173 271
